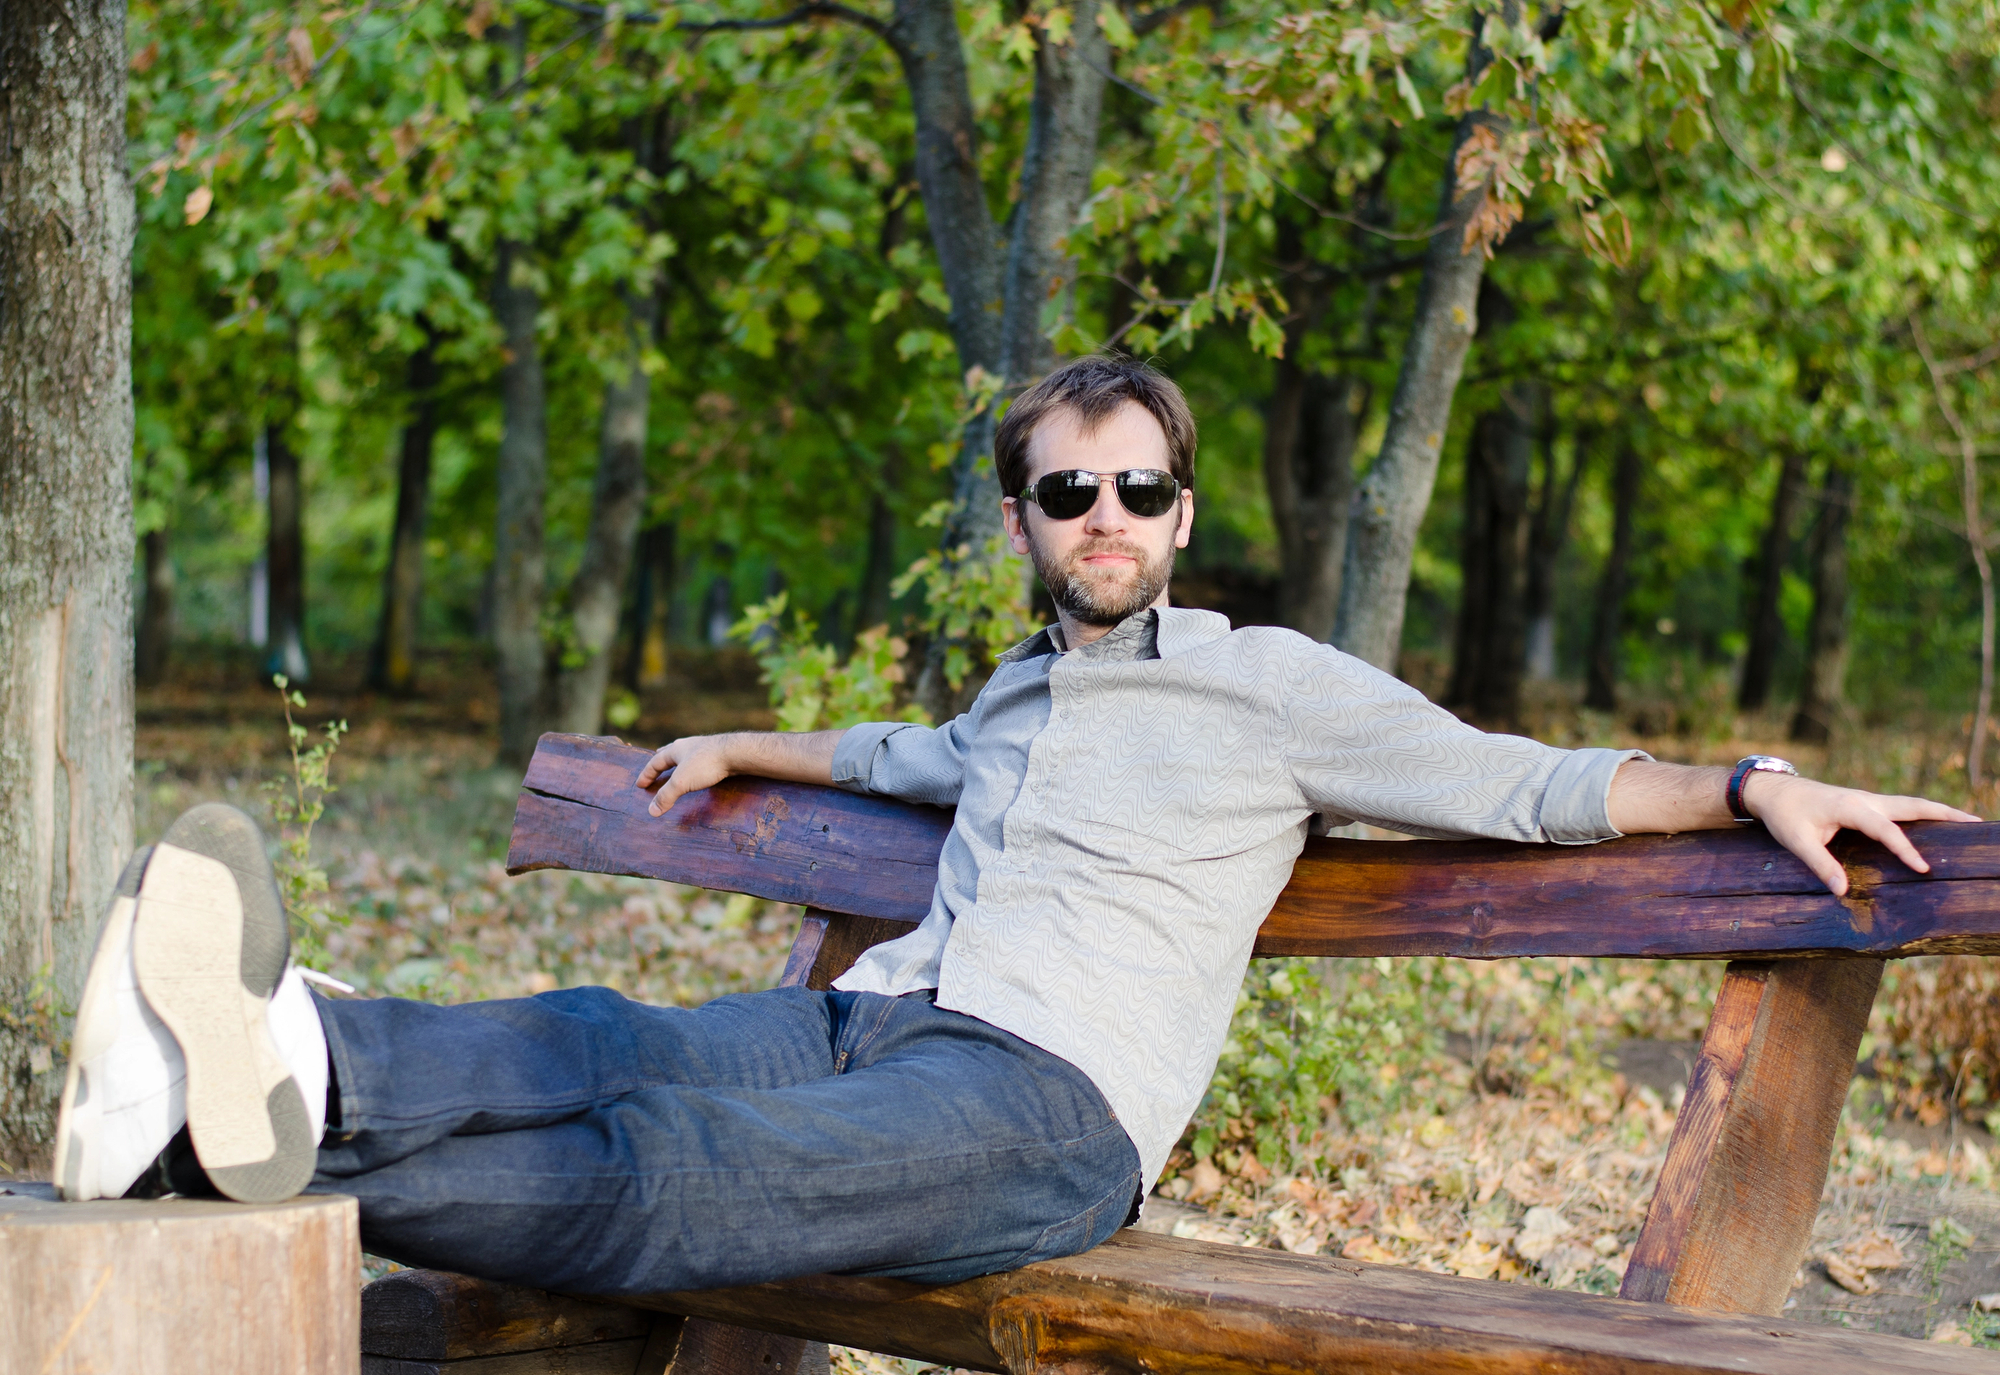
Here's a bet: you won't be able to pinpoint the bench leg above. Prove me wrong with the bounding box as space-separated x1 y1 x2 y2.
643 1316 828 1375
1619 957 1882 1313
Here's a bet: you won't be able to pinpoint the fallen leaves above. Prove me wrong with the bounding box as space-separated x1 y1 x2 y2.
1820 1230 1905 1295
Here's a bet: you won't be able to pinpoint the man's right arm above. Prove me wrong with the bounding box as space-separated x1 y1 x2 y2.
636 730 844 816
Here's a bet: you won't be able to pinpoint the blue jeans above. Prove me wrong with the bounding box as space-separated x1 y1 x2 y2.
309 985 1141 1296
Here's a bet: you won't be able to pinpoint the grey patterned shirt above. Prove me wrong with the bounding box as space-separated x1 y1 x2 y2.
830 607 1642 1188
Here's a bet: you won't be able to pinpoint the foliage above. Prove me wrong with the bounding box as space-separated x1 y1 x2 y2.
263 675 349 965
892 531 1039 692
733 593 931 732
1181 951 1724 1179
1187 957 1447 1173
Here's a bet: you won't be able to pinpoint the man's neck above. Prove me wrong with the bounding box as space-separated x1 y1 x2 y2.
1054 590 1171 650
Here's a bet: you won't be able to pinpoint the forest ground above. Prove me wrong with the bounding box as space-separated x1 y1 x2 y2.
133 645 2000 1356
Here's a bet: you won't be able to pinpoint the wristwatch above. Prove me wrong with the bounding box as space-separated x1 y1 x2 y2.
1727 755 1798 823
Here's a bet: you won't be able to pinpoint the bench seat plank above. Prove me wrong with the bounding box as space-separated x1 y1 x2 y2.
510 734 2000 960
604 1228 1987 1375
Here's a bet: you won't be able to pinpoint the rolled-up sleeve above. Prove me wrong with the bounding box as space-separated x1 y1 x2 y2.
1285 644 1648 844
830 715 977 806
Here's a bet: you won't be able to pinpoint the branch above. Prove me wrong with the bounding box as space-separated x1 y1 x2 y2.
543 0 900 52
1130 0 1210 37
1935 338 2000 377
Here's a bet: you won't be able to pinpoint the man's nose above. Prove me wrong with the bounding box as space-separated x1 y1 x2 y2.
1081 477 1126 532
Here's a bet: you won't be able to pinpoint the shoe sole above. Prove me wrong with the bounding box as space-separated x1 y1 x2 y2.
54 847 156 1201
133 804 315 1204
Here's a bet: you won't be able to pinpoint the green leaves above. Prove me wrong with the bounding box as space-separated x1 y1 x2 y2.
732 593 930 732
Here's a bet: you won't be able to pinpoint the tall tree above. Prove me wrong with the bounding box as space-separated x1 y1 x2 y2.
136 529 175 686
262 417 310 683
553 289 658 734
0 0 136 1170
370 331 441 695
1332 13 1511 671
1445 387 1537 723
1586 438 1642 712
492 237 550 767
1737 445 1809 712
1791 462 1851 744
1524 426 1585 681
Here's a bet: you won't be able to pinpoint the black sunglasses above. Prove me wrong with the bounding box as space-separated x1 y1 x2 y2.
1018 469 1184 521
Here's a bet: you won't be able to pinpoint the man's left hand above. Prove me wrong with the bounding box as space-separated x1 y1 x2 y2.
1744 772 1980 896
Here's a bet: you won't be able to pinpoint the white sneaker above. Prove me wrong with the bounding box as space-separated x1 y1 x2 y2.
54 847 184 1201
128 803 327 1203
57 808 337 1203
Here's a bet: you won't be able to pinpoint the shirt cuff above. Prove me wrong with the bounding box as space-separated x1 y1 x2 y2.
829 721 920 793
1537 747 1652 845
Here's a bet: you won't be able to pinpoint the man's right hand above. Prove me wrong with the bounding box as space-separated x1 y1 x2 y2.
635 729 846 817
637 736 739 816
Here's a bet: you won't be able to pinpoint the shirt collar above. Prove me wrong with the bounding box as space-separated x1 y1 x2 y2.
995 604 1231 664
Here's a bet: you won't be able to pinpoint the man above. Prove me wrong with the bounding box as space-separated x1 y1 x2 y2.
56 355 1973 1298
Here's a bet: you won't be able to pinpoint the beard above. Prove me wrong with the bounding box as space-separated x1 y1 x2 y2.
1028 532 1177 628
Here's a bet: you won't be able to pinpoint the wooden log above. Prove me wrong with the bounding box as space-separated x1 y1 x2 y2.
507 735 2000 961
625 1228 1981 1375
804 911 925 991
361 1268 656 1360
509 734 950 921
0 1188 358 1375
1621 959 1885 1313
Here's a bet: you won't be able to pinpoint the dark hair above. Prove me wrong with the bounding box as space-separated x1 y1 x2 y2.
994 355 1197 499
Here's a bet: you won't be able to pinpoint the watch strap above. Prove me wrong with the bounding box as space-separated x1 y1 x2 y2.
1727 756 1796 823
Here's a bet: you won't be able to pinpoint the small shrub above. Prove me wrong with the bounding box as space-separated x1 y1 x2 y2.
264 675 348 966
732 593 929 732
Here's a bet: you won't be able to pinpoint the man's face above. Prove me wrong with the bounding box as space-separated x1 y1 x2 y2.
1002 401 1194 628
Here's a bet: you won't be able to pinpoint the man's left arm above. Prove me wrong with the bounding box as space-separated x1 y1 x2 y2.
1607 759 1980 896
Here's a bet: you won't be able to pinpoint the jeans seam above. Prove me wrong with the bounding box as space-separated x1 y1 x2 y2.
836 994 902 1071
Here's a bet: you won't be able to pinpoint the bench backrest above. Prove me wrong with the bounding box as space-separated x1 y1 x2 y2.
509 733 2000 961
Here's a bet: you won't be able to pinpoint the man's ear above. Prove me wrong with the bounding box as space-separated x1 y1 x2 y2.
1174 490 1194 550
1002 496 1031 556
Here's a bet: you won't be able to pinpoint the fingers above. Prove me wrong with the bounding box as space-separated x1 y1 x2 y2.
641 738 733 816
1879 795 1983 824
1766 823 1850 897
1841 808 1928 875
635 740 684 788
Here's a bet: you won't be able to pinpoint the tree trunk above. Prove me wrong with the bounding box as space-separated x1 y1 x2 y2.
0 0 136 1172
492 238 548 767
1262 242 1362 644
1524 425 1586 681
623 521 676 692
1445 391 1534 724
1585 439 1642 712
1332 27 1505 673
1737 445 1809 712
369 332 440 695
857 448 902 635
263 420 310 684
1791 462 1852 745
136 527 175 686
890 0 1110 717
553 292 655 736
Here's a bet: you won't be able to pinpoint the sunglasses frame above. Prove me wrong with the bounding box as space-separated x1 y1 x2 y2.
1017 468 1185 522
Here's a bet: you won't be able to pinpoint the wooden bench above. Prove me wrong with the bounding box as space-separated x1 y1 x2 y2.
360 731 2000 1373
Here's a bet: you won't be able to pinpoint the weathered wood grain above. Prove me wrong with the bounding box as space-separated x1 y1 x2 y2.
0 1191 358 1375
1622 959 1886 1313
806 912 926 991
617 1227 1983 1375
361 1268 655 1359
508 734 950 921
361 1337 649 1374
508 735 2000 959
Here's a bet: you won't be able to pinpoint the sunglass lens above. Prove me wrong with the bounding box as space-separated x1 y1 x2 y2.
1116 470 1180 517
1034 471 1101 520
